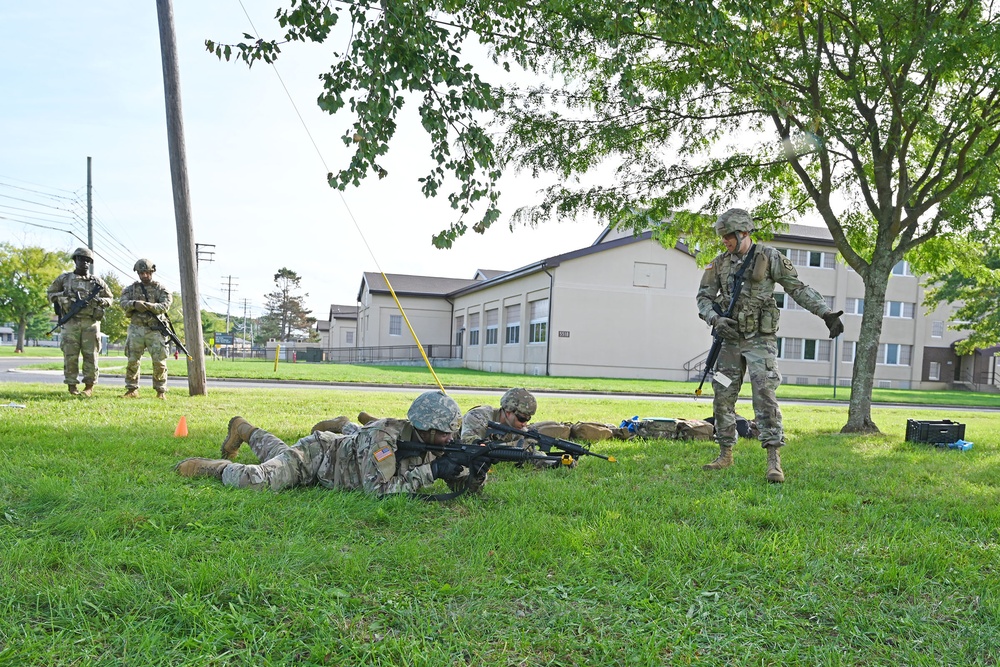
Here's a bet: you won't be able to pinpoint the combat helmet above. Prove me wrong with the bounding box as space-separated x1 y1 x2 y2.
714 209 755 237
133 258 156 273
71 247 94 262
407 390 462 433
500 388 536 418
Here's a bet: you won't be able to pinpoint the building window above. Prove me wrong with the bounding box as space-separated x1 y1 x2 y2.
346 331 354 344
775 293 832 311
778 337 831 361
528 298 548 344
485 309 498 345
884 301 915 318
891 260 912 276
468 312 480 346
846 297 864 315
842 341 856 363
928 361 941 381
389 314 402 336
778 247 834 269
505 304 521 345
931 320 944 338
454 315 464 347
878 343 912 366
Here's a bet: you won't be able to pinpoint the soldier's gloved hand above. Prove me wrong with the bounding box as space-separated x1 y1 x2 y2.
822 310 845 338
714 317 740 342
133 301 149 312
430 456 468 482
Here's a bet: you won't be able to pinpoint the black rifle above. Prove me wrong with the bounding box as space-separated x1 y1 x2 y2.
695 244 757 396
47 283 102 335
395 439 565 469
485 420 617 463
152 314 191 358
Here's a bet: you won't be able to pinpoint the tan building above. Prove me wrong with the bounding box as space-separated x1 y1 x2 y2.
338 225 996 391
318 304 358 348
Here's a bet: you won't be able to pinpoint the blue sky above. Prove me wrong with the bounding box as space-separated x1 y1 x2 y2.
0 1 601 319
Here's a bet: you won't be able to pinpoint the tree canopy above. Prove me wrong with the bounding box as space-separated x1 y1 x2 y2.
259 268 315 342
214 0 1000 431
0 244 69 352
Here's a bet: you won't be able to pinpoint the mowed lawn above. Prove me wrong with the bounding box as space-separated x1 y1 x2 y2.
1 381 998 665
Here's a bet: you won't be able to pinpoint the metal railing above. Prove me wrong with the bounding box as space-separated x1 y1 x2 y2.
320 344 462 364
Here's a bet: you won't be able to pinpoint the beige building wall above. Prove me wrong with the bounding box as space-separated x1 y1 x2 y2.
358 289 454 348
331 318 357 347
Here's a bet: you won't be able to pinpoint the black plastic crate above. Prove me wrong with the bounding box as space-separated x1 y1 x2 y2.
905 419 966 444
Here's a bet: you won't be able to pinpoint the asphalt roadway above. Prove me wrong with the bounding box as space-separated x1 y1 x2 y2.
2 355 995 411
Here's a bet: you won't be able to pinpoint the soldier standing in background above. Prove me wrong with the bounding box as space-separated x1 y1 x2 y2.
120 259 173 399
697 209 844 483
46 247 114 396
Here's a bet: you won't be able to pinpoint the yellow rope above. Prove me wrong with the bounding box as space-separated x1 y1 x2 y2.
381 273 447 393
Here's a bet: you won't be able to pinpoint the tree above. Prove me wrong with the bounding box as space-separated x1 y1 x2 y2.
260 268 314 342
922 241 1000 354
215 1 1000 432
100 272 128 345
0 244 69 352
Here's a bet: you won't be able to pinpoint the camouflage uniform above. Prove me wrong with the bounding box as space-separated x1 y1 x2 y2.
46 267 113 388
216 419 438 496
697 243 831 451
120 278 173 393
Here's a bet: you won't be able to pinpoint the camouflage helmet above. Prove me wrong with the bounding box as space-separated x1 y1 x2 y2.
714 208 755 236
407 390 462 433
500 388 536 417
71 247 94 262
133 258 156 273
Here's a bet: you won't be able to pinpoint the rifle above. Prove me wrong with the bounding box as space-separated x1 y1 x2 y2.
47 283 102 335
152 314 191 359
695 245 757 397
485 420 617 463
395 439 567 469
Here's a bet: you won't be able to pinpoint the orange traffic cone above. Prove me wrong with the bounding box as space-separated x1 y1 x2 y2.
174 415 189 437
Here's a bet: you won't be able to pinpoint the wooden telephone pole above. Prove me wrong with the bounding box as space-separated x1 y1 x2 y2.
155 0 207 395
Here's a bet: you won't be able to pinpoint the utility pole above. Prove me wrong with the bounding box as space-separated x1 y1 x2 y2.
86 157 93 251
156 0 207 395
221 275 238 331
241 298 251 359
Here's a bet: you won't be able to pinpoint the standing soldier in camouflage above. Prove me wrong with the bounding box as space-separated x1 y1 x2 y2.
174 391 475 497
697 209 844 483
120 259 173 399
46 247 114 396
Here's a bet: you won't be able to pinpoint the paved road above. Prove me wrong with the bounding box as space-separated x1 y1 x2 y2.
2 355 995 411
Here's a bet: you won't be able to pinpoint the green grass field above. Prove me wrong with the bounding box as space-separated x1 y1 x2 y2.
1 381 997 665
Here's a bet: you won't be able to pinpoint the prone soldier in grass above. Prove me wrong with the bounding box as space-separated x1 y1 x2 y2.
174 390 476 497
696 208 844 483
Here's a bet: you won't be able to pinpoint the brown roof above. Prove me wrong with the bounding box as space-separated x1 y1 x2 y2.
359 272 481 300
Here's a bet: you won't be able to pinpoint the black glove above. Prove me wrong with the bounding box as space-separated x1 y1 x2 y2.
822 310 845 338
431 456 467 482
714 317 740 342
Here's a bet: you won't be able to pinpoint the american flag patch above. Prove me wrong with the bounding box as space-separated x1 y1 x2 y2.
373 446 394 462
705 261 714 270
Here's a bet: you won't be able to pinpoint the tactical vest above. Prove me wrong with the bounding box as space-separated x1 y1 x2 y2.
715 245 781 336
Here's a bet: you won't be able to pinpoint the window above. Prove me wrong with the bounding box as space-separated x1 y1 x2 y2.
389 314 402 336
485 309 498 345
346 331 354 344
777 337 831 361
928 361 941 381
842 341 856 363
454 315 464 347
891 260 912 276
931 320 944 338
878 343 912 366
504 304 521 344
468 312 480 346
528 298 548 344
846 297 864 315
884 301 915 318
778 247 834 269
775 292 832 311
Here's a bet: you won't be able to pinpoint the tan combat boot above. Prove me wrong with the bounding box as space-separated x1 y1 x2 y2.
358 411 378 425
68 384 80 396
123 389 139 398
81 383 94 397
311 416 350 433
765 446 785 483
220 416 257 460
174 458 229 479
702 445 734 470
156 391 166 401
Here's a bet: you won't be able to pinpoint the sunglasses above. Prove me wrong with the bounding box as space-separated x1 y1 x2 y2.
514 412 531 424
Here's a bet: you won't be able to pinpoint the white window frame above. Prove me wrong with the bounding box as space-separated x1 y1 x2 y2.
777 337 831 362
528 299 548 344
845 298 864 315
504 304 521 345
842 341 856 363
878 343 912 366
931 320 944 338
346 331 354 345
389 314 402 337
468 312 480 347
928 361 941 381
485 309 498 346
884 301 915 319
891 260 912 276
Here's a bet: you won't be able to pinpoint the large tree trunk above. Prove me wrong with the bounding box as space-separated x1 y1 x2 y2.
15 316 27 354
842 261 893 434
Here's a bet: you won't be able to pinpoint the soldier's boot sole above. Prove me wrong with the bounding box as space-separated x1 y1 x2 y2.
174 458 228 479
765 447 785 483
220 416 256 461
68 385 80 396
702 446 734 470
156 392 166 401
358 411 378 425
81 384 94 397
